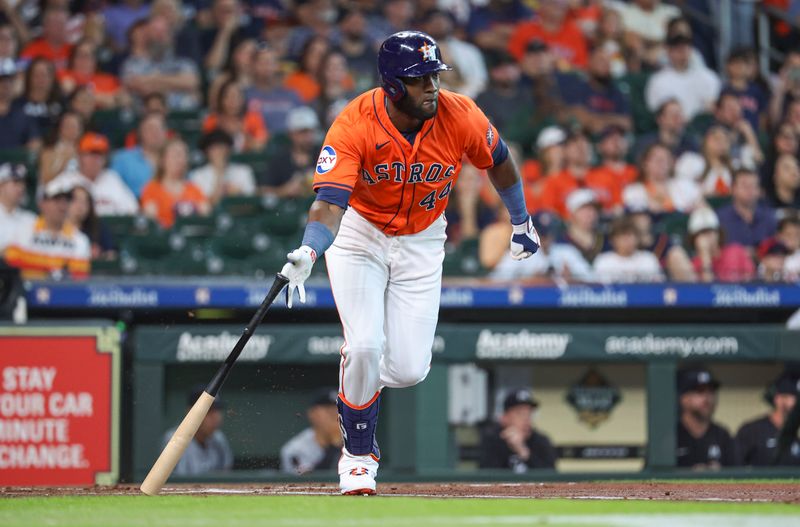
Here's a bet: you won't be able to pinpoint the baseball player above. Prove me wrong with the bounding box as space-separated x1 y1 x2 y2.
281 31 540 495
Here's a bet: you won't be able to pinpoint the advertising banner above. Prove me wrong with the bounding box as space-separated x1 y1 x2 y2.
0 326 120 485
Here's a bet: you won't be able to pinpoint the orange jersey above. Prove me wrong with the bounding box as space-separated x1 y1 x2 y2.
313 88 501 235
585 163 638 210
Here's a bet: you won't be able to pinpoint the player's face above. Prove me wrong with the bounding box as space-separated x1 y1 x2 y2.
398 72 440 122
681 386 717 420
774 393 797 418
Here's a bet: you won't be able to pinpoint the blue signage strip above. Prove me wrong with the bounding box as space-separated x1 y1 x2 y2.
24 280 800 310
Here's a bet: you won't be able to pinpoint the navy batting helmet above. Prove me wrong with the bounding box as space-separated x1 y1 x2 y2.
378 31 452 102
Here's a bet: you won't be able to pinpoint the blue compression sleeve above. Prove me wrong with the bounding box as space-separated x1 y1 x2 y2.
301 221 335 258
497 180 528 225
492 137 509 166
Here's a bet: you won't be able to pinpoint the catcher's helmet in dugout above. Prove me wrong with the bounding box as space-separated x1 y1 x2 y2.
378 31 452 102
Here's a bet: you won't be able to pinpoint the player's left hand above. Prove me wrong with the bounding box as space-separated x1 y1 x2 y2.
509 216 540 260
280 246 315 308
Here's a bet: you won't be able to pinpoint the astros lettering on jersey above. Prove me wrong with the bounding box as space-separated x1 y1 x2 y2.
313 88 502 235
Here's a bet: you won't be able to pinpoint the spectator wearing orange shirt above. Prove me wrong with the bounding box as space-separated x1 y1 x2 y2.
539 129 593 218
586 125 637 212
284 36 329 103
203 80 268 153
58 40 123 109
519 126 567 213
20 7 73 71
508 0 588 69
140 139 210 228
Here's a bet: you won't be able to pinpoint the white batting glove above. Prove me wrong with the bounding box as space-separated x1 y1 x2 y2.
509 216 541 260
280 246 316 308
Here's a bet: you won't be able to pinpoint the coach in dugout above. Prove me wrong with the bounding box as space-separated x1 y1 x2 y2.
280 388 343 475
479 388 556 473
164 386 233 476
736 370 800 466
676 367 738 469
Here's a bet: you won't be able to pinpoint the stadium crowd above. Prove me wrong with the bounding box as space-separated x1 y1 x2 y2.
0 0 799 283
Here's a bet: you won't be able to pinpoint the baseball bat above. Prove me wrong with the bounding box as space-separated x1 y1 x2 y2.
140 273 290 495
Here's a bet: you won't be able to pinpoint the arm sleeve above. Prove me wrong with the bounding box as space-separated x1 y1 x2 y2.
462 97 504 171
312 114 362 195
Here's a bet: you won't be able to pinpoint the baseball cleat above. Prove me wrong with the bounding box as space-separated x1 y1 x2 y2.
339 451 378 495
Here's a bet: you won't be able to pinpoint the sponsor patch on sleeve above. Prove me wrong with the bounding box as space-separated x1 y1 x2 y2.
316 145 337 174
486 125 495 148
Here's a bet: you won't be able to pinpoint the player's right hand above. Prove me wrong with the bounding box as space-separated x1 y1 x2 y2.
509 216 540 260
280 246 316 308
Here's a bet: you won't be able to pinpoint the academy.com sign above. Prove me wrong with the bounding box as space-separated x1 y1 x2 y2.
605 334 738 357
475 329 571 359
176 332 273 361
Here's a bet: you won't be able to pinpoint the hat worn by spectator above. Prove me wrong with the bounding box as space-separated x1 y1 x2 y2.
0 162 26 183
536 126 566 151
503 388 539 412
287 106 320 133
688 207 720 236
188 384 225 410
666 34 693 48
39 172 84 200
485 50 516 70
773 371 800 396
0 58 17 77
677 367 720 395
310 388 338 407
79 133 110 155
758 239 791 260
199 128 234 151
526 39 548 54
598 124 626 142
566 188 598 216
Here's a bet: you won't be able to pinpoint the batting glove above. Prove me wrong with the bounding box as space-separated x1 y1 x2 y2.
509 216 541 260
280 246 316 308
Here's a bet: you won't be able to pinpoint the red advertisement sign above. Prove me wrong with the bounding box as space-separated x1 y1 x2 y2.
0 327 119 485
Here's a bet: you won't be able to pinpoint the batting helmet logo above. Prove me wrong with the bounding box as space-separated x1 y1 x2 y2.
377 31 452 102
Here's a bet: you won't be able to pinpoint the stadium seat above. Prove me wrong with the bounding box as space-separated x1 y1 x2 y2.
173 214 218 239
443 238 486 277
119 233 177 275
102 215 159 241
90 258 122 276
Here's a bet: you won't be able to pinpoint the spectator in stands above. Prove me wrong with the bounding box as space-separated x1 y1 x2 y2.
479 388 556 472
766 154 800 210
586 125 637 212
508 0 587 69
674 125 734 197
103 0 151 52
467 0 532 52
280 388 343 474
314 50 357 130
623 143 702 215
284 35 328 104
723 48 768 133
688 207 755 282
76 133 139 217
121 14 201 110
645 33 720 122
208 38 256 113
633 99 697 159
608 0 680 49
151 0 202 66
123 92 173 148
67 86 98 127
761 122 798 196
421 9 487 99
515 41 567 146
17 57 63 137
481 209 594 281
4 173 91 279
737 370 800 466
676 366 738 469
562 188 605 265
112 112 167 198
165 386 233 476
58 39 124 109
333 8 378 93
757 239 791 283
245 45 302 135
628 204 695 282
540 129 593 218
0 163 35 254
259 106 320 198
558 45 631 135
593 215 663 283
203 80 268 153
769 50 800 129
711 92 763 169
190 129 256 206
716 169 777 249
0 22 22 66
201 0 249 76
0 59 40 151
593 7 627 78
140 138 210 229
20 6 72 71
779 215 800 279
38 111 83 185
67 184 116 260
476 51 532 135
367 0 415 45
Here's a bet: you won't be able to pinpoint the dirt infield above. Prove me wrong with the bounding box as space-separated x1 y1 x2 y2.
2 482 799 503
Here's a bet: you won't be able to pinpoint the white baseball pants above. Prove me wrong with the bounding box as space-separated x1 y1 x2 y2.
325 207 447 407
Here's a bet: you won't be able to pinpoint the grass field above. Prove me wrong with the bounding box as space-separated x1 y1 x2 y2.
3 495 800 527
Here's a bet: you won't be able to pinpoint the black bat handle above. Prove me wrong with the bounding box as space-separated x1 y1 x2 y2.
205 273 290 397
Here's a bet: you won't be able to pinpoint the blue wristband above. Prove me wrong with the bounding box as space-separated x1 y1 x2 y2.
301 221 335 259
497 180 528 225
